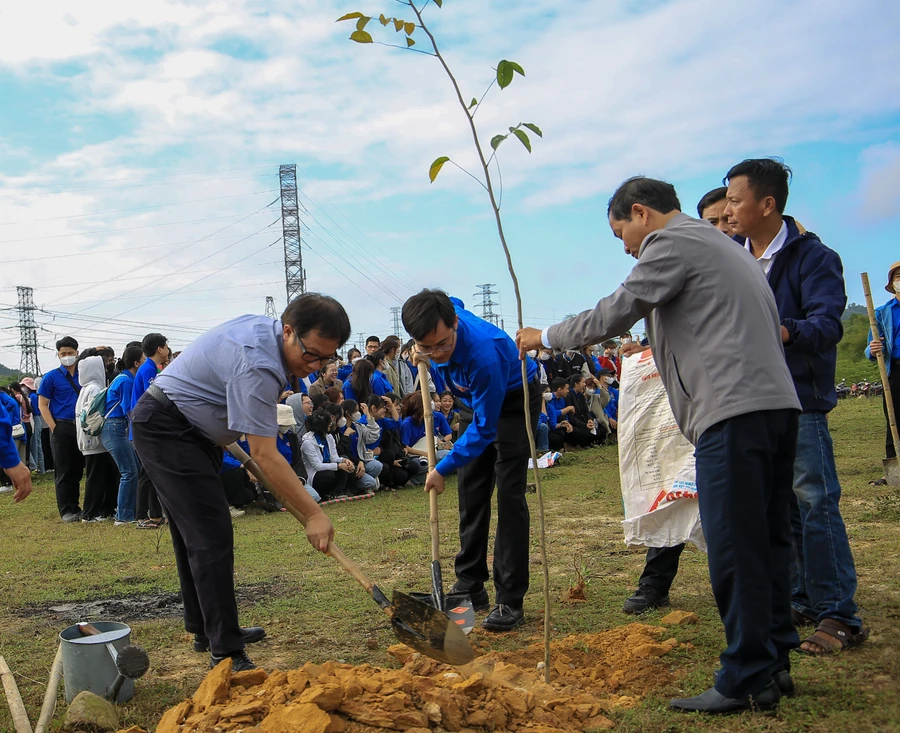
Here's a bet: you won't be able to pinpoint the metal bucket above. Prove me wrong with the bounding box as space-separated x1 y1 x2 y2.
59 621 135 703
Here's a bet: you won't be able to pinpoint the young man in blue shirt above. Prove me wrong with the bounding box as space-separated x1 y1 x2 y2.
866 260 900 474
402 290 539 632
131 293 349 671
132 333 169 528
38 336 85 522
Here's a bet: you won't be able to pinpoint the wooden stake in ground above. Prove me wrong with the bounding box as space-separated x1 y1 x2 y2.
0 655 34 733
34 645 64 733
862 271 900 485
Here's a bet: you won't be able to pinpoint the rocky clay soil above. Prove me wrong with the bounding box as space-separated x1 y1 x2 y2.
114 615 698 733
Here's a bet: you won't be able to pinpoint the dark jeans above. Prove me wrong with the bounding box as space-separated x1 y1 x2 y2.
454 381 540 607
50 420 84 517
696 409 799 699
41 427 55 472
310 469 350 499
789 412 861 628
132 393 244 656
885 360 900 459
639 544 686 594
82 452 119 520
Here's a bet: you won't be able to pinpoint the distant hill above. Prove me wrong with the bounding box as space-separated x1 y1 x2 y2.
0 363 21 378
843 303 868 321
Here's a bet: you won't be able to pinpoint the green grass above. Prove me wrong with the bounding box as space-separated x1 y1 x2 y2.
0 397 897 732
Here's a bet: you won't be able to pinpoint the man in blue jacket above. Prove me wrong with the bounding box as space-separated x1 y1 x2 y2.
866 260 900 476
402 290 539 632
725 158 867 655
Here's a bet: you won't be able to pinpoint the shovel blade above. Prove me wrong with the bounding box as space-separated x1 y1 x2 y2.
390 590 475 666
409 591 477 635
883 457 900 486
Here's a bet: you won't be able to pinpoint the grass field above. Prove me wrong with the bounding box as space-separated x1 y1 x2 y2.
0 397 897 732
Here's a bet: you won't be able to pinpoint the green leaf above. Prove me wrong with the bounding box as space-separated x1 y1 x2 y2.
350 30 373 43
356 16 370 32
468 97 478 109
379 13 390 26
490 134 508 151
509 61 525 77
512 129 532 153
497 60 514 89
406 37 415 47
393 18 404 31
336 12 364 22
433 0 443 7
429 156 450 183
404 21 415 35
522 122 543 138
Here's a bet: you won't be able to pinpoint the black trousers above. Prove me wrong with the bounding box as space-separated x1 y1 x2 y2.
220 467 257 508
639 544 686 593
50 420 84 517
454 381 540 607
136 465 163 520
131 394 244 656
885 360 900 459
696 408 799 699
310 469 350 499
83 452 119 519
41 427 55 471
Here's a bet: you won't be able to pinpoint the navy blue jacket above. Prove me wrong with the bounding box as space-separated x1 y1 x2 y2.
760 216 846 413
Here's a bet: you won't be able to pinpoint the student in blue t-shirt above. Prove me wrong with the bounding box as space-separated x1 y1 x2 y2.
101 345 145 524
337 348 359 382
0 392 31 502
38 336 85 522
400 392 454 464
132 332 170 528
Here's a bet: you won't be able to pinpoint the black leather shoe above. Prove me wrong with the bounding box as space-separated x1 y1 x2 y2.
450 583 490 613
482 604 525 632
669 680 781 714
194 627 267 652
622 584 670 615
714 668 795 698
210 650 256 672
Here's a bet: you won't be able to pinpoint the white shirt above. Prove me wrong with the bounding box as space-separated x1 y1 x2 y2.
745 220 788 276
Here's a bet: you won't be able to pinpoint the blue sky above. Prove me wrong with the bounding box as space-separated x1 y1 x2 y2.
0 0 898 371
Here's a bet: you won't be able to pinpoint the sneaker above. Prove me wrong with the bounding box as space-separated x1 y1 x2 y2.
136 519 164 529
0 486 13 494
229 506 245 518
81 516 104 523
195 627 267 653
61 512 83 523
210 650 256 672
450 582 490 613
622 584 670 615
482 604 525 632
114 520 135 527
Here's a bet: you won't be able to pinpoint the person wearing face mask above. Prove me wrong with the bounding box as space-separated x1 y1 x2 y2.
338 348 360 382
368 351 394 397
38 336 87 522
565 373 608 445
301 408 356 501
866 262 900 482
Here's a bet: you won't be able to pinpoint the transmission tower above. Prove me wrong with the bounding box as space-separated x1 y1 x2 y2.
390 306 402 338
264 296 278 319
279 164 306 303
473 284 500 326
16 286 41 376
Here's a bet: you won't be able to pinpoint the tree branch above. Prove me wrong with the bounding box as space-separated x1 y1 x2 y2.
372 40 435 55
449 160 489 193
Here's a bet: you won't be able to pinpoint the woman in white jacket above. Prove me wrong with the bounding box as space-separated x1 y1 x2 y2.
300 409 358 500
75 354 120 522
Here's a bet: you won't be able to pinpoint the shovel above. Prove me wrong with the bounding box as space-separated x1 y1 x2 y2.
225 442 474 666
862 272 900 485
409 362 476 635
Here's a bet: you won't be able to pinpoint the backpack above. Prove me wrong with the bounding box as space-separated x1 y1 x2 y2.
79 388 120 437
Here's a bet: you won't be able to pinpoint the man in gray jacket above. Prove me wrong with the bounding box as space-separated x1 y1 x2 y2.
517 177 801 714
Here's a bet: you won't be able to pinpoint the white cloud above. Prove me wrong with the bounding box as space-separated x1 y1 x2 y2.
858 143 900 220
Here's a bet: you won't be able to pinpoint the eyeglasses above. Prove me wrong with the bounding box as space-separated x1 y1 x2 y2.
415 330 456 357
296 335 336 365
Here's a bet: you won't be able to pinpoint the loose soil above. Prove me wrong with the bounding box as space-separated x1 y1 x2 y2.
134 622 681 733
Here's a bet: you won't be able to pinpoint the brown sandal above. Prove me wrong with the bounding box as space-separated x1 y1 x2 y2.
791 608 815 627
798 618 869 655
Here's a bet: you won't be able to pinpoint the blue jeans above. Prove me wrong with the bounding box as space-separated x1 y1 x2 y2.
101 417 139 522
356 459 383 492
31 416 46 472
535 422 549 452
790 412 861 629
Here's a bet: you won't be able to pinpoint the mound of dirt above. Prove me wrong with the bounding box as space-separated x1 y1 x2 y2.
138 623 681 733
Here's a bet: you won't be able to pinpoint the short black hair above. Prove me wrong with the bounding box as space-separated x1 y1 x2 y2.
366 394 385 411
308 408 332 437
141 333 168 357
550 377 567 392
696 186 727 217
569 373 584 388
56 336 79 352
382 335 401 355
366 335 381 345
118 345 144 372
281 293 351 346
341 399 359 418
126 341 141 349
311 394 329 410
366 350 385 366
724 158 792 214
385 391 400 404
608 176 681 221
402 289 456 341
346 347 360 361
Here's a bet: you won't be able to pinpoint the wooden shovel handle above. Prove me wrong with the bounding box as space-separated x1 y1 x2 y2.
225 443 382 604
417 361 441 563
76 623 102 636
861 273 900 454
0 655 33 733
